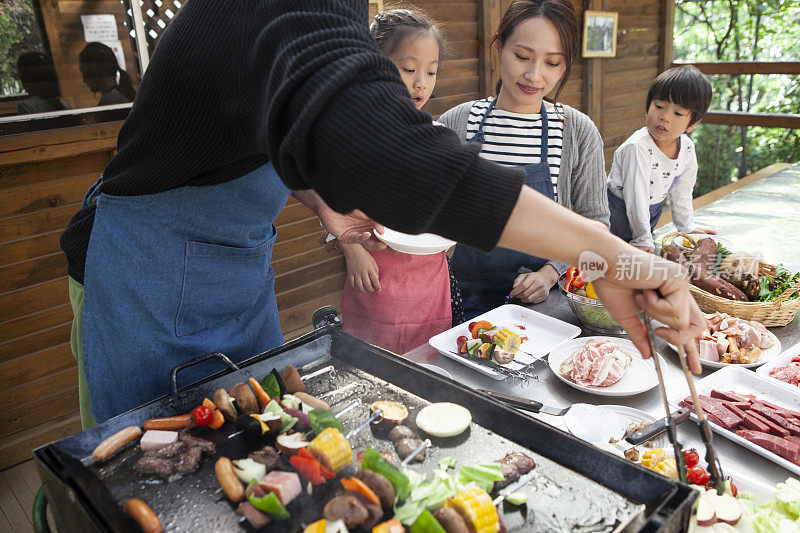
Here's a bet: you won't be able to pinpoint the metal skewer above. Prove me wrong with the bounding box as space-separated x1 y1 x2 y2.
319 382 358 400
643 312 687 483
493 470 538 506
346 409 383 440
400 439 432 466
301 365 335 381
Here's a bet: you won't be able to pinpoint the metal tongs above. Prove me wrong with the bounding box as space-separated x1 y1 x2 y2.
643 313 725 492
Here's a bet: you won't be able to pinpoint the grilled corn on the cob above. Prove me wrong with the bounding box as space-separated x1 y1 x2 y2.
493 328 521 354
308 427 352 473
445 487 499 533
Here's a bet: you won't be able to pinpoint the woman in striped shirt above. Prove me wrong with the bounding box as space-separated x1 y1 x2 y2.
439 0 609 319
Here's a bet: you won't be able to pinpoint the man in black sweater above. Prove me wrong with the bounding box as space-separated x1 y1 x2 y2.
61 0 704 424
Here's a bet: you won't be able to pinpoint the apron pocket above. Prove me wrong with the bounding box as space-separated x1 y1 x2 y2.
175 238 274 336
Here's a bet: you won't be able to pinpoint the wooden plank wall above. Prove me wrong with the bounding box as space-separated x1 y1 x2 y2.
0 0 665 469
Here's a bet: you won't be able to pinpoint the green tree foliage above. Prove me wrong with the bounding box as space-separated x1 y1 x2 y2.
674 0 799 196
0 0 42 95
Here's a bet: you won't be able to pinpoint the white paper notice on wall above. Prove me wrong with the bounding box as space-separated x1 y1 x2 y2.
81 14 118 42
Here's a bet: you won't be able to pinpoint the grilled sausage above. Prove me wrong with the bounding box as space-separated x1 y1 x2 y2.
294 392 330 411
215 457 245 502
125 498 162 533
394 437 425 462
388 425 416 443
143 415 193 431
92 426 142 462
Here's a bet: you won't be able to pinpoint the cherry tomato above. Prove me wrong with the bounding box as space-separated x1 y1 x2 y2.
456 335 468 351
683 448 699 468
729 481 738 497
687 466 710 485
468 322 476 332
191 405 214 426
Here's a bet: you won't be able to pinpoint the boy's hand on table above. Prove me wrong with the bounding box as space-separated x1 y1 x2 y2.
510 267 558 304
692 227 717 235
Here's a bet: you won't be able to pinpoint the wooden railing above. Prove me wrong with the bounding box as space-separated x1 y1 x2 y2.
672 60 800 129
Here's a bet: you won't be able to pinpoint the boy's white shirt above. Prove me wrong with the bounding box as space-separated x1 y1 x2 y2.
607 127 697 248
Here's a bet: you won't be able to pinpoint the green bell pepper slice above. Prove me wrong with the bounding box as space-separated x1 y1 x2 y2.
362 447 410 500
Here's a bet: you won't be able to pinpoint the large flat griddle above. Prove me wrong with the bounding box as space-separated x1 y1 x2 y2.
34 327 697 532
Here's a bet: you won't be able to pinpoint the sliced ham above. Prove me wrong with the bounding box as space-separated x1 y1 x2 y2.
139 430 179 451
736 430 800 462
258 471 301 506
699 340 719 362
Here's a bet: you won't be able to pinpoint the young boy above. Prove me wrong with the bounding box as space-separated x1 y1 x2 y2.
607 65 715 253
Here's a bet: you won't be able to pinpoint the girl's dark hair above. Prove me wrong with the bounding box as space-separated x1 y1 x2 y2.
646 65 712 125
17 52 61 99
79 42 136 101
370 8 445 60
492 0 579 102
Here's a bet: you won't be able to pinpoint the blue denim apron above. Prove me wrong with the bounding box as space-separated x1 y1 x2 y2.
607 173 681 242
82 162 289 422
450 100 555 320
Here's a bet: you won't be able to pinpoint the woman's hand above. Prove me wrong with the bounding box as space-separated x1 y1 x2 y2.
509 266 558 303
342 244 381 293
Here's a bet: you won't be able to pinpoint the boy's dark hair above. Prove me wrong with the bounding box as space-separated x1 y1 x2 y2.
369 8 445 60
646 65 712 125
17 51 61 99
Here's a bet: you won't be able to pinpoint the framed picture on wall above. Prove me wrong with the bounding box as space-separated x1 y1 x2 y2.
582 10 618 58
369 0 384 23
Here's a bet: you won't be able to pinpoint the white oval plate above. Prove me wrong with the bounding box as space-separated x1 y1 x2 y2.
415 402 472 437
666 331 781 369
564 404 667 448
549 337 664 397
374 228 455 255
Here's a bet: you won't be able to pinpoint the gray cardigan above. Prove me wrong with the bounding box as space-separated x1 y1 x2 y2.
438 100 610 276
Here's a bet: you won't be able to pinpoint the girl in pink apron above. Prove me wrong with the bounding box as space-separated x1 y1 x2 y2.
338 9 453 354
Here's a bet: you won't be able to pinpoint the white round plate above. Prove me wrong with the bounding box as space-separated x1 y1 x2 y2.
548 337 664 397
666 331 781 369
564 404 667 448
374 228 455 255
415 402 472 437
670 233 734 251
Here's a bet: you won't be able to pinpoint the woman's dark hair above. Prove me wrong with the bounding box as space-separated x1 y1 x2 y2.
491 0 579 102
17 52 61 99
79 42 136 101
370 8 445 60
646 65 712 125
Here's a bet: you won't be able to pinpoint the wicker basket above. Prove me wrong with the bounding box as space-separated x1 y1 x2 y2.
661 231 800 327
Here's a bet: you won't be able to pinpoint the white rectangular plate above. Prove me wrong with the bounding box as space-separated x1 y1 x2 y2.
668 365 800 476
755 340 800 389
428 304 582 380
